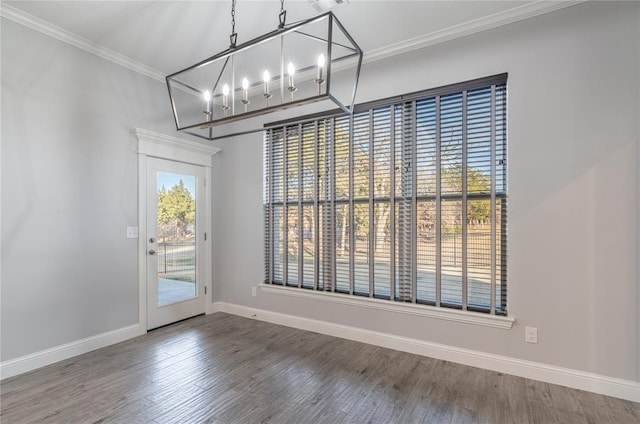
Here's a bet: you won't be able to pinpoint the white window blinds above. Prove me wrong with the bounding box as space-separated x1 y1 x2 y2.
264 74 507 315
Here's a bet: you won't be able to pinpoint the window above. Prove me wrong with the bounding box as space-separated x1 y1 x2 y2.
263 74 507 315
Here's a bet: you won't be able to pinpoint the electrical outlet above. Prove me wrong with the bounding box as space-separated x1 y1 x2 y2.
251 287 257 297
525 327 538 344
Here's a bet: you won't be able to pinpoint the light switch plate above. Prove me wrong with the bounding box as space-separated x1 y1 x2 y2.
525 326 538 344
126 226 139 239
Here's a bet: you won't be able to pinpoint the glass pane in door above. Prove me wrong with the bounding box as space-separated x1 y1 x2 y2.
156 172 197 306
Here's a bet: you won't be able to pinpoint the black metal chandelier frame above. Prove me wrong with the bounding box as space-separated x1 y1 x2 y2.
166 5 363 141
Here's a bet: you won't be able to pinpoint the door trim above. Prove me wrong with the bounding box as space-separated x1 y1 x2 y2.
133 129 220 331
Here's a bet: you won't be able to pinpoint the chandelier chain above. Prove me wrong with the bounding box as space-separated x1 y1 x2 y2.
229 0 238 48
278 0 286 28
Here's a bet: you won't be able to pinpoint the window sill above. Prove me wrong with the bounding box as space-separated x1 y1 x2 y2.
260 284 515 330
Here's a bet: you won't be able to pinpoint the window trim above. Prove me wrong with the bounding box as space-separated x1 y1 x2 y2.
264 74 508 321
260 284 514 329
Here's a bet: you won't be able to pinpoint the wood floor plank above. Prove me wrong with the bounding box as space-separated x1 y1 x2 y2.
1 312 638 424
526 379 560 424
553 408 588 424
497 373 535 424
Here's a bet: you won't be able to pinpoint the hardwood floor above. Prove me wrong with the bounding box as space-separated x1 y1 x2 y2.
1 313 638 424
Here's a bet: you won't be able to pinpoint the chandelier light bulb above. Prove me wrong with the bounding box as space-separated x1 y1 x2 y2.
263 70 272 99
222 84 230 109
287 62 296 92
203 90 211 115
316 54 326 86
241 77 250 105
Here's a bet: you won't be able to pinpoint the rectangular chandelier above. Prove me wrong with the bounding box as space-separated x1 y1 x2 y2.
166 11 362 141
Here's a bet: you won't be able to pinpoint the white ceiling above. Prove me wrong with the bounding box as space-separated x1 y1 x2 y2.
3 0 575 75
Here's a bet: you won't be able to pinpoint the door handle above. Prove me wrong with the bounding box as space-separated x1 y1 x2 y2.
148 249 157 255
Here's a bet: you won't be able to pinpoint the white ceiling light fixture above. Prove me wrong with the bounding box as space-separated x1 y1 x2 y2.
308 0 349 13
166 0 363 141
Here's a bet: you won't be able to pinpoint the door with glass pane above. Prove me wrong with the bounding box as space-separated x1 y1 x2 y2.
146 157 206 330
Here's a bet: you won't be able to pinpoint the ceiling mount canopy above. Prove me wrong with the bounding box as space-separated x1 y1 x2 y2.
166 0 363 141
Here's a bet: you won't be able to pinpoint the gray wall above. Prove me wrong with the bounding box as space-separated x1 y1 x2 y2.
0 19 180 361
214 2 640 382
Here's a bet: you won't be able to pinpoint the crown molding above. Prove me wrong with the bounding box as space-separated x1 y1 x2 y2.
2 1 587 84
364 0 589 64
0 3 165 83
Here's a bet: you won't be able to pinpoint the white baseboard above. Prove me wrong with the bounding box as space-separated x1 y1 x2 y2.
214 302 640 403
0 323 144 380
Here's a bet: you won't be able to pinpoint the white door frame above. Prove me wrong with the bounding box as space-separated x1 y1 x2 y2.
133 128 220 331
